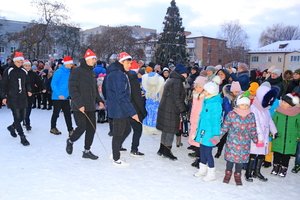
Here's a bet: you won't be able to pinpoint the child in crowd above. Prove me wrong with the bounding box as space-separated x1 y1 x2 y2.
194 80 222 181
246 82 278 182
215 81 242 158
271 93 300 177
218 94 258 186
96 73 107 123
188 76 208 168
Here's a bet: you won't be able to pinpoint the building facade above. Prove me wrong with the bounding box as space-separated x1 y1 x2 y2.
249 40 300 72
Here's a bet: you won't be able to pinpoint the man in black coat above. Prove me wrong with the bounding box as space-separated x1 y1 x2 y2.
105 52 140 166
1 52 32 146
120 70 147 156
66 49 104 160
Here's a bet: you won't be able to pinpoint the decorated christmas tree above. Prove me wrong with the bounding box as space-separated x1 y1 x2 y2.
155 0 187 66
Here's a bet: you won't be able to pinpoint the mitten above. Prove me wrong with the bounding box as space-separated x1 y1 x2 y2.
256 141 264 147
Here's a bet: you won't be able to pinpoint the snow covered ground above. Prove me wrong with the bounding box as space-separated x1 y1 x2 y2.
0 107 299 200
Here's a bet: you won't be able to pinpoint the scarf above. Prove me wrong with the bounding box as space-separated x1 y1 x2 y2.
276 106 300 117
234 107 251 118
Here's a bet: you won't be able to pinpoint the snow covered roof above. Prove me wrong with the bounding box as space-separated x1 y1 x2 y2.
250 40 300 53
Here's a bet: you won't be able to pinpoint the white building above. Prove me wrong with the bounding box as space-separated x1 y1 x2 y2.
249 40 300 72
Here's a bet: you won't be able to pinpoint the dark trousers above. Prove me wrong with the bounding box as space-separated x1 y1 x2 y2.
25 97 33 126
273 152 291 168
296 142 300 166
42 93 52 108
33 93 42 108
200 145 214 168
112 118 131 161
11 108 25 136
51 100 73 131
226 161 243 173
69 111 96 150
121 118 143 152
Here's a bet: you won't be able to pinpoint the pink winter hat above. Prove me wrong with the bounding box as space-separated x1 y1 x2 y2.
230 81 242 92
194 76 208 87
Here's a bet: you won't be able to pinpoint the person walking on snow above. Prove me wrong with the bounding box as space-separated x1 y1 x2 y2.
1 52 32 146
66 49 104 160
50 56 74 136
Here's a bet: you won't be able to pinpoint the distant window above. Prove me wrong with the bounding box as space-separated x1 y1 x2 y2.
251 56 259 62
279 43 288 49
267 56 272 62
278 56 282 62
0 46 4 53
10 47 16 53
291 55 300 62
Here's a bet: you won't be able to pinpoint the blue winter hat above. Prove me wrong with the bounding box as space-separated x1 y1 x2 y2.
175 64 187 74
93 65 106 77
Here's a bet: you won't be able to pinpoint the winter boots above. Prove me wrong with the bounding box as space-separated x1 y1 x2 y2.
252 157 268 182
234 172 242 186
291 165 300 173
20 135 30 146
223 170 232 183
157 144 177 160
163 146 177 160
194 163 208 177
245 157 255 182
203 167 216 181
278 166 288 177
271 164 280 175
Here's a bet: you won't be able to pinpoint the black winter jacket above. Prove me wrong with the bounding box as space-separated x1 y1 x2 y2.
156 71 186 133
69 59 103 112
127 71 147 121
1 65 31 109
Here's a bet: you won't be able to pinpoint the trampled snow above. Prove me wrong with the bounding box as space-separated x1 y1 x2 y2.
0 107 299 200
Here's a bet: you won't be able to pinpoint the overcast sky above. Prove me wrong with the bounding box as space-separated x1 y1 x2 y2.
1 0 300 48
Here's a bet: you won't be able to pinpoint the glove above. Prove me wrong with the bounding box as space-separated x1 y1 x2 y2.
210 136 220 145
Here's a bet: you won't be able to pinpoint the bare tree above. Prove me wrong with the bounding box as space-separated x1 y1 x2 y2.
8 0 68 59
217 20 249 63
218 20 249 48
54 23 81 58
259 23 300 46
86 26 144 62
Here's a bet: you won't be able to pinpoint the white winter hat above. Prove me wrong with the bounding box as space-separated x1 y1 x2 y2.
204 81 219 96
236 95 251 106
271 68 282 76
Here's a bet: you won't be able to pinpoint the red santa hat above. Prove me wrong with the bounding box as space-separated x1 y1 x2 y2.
13 51 25 62
23 59 31 65
84 49 97 61
63 56 73 65
130 60 139 72
118 52 132 62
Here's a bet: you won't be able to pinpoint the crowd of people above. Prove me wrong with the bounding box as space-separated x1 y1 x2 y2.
0 49 299 186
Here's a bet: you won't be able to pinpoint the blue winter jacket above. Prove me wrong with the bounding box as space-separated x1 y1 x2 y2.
195 94 223 146
51 65 71 100
105 61 136 119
